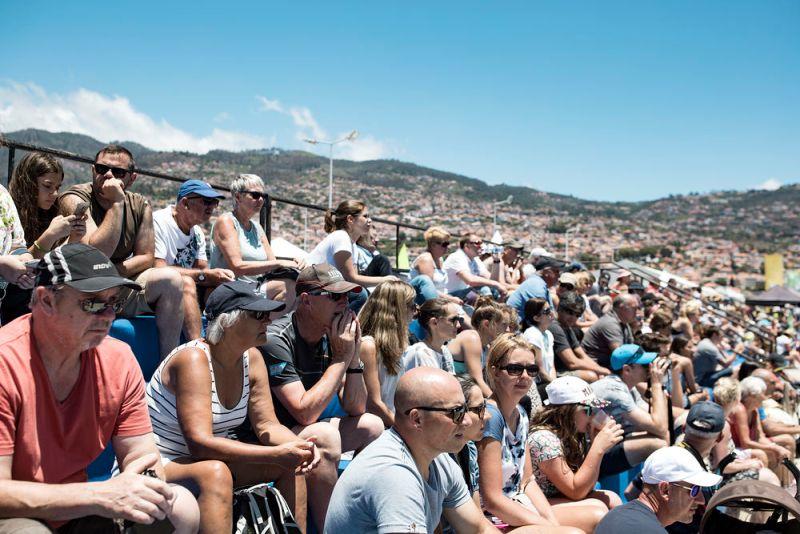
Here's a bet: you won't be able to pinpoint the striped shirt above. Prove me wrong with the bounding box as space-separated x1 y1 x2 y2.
147 339 251 461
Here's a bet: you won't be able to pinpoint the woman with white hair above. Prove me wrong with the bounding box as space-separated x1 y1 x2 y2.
727 375 792 469
147 281 317 532
210 174 303 308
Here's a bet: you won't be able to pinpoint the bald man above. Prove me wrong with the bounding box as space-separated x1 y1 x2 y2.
324 368 494 533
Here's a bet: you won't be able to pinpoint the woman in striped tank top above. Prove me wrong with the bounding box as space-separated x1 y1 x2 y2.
148 281 319 533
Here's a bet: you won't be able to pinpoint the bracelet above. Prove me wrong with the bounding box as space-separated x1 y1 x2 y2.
32 240 45 253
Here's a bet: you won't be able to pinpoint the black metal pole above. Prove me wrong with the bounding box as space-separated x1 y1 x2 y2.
6 147 15 187
260 194 272 242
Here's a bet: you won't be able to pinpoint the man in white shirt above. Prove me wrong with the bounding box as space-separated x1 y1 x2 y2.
153 179 235 339
443 234 508 300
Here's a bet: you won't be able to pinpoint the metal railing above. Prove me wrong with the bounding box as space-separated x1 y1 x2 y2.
0 137 428 269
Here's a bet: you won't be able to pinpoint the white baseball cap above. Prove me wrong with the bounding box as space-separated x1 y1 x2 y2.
544 376 608 409
641 447 722 487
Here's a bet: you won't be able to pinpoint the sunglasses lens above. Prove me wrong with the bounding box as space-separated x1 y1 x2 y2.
453 405 466 424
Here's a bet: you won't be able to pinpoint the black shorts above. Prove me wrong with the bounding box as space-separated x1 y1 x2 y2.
599 440 631 478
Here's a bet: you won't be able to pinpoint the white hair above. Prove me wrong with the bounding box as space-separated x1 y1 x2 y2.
205 309 246 344
230 174 265 209
739 376 767 399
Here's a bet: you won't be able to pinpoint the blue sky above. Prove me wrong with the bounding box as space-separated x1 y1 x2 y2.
1 1 798 201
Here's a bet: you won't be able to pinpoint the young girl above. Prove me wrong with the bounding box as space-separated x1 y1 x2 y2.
449 298 510 397
528 376 623 512
401 297 461 373
358 280 417 427
477 334 586 533
3 152 85 322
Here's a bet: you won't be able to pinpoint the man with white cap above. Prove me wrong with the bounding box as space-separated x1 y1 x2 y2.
595 446 722 534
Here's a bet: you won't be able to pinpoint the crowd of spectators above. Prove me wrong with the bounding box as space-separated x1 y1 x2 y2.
0 144 799 533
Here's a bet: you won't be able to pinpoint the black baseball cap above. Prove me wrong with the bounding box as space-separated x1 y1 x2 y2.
534 257 564 271
204 280 285 321
35 244 141 292
686 401 725 435
768 352 789 369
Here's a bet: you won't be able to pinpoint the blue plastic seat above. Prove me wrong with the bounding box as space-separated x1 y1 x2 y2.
598 463 643 503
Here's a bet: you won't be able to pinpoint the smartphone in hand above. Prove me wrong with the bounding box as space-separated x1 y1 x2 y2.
73 201 90 218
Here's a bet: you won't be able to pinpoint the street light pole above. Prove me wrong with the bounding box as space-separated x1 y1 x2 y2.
565 225 580 261
304 130 359 209
492 195 514 237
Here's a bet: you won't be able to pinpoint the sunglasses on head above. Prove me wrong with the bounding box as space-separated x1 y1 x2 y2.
94 163 130 179
187 196 220 206
499 363 539 377
78 296 125 315
405 404 467 425
308 290 348 302
245 191 268 200
247 310 269 321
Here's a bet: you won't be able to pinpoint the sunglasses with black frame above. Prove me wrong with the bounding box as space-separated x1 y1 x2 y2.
244 191 268 200
404 404 468 425
93 163 132 179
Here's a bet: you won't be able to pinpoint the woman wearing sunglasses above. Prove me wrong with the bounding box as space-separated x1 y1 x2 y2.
2 152 86 323
357 280 417 427
521 298 557 400
145 280 318 533
527 376 625 530
401 297 461 373
210 174 304 306
477 334 582 533
408 226 463 305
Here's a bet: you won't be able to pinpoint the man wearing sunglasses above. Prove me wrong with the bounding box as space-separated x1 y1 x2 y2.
591 344 670 478
59 145 184 359
443 234 509 301
582 293 638 369
250 263 384 532
153 179 235 340
326 367 504 533
0 244 200 532
507 255 562 320
595 446 721 534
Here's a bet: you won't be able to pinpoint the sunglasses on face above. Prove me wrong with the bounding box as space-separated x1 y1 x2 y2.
404 404 467 425
79 297 125 315
538 307 553 316
308 290 348 302
499 363 539 377
468 241 483 247
187 196 220 207
562 308 582 317
93 163 130 179
245 191 267 200
468 400 487 420
579 404 596 417
445 315 465 327
435 241 450 247
247 310 269 321
669 482 701 498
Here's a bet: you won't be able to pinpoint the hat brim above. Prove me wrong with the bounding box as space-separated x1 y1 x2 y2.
240 296 286 313
65 276 142 293
321 281 362 294
683 470 723 488
190 190 226 199
629 352 658 366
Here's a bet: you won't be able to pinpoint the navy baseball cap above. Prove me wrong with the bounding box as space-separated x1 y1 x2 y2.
686 401 725 435
177 179 225 201
204 280 285 321
610 344 658 371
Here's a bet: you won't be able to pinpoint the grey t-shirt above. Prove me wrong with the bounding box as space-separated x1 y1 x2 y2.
325 428 471 534
581 310 632 369
595 499 666 534
591 374 646 435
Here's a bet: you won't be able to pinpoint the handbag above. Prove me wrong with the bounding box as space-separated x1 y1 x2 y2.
232 483 302 534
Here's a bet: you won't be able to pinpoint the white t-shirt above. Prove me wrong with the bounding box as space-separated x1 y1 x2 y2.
306 229 357 268
153 206 207 268
523 325 555 378
443 249 489 292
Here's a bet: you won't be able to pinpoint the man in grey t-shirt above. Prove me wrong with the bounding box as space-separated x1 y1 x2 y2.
582 294 637 369
325 368 500 534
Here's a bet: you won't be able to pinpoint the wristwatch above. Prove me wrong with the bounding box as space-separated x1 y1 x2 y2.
197 272 206 283
346 360 365 374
